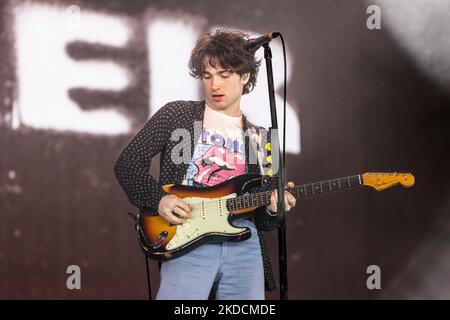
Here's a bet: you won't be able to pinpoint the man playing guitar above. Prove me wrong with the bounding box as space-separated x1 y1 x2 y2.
114 29 296 300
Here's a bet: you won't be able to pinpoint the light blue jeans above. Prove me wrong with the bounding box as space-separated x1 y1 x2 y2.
156 218 264 300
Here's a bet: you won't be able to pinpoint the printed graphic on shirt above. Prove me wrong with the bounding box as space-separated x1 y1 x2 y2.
184 129 246 186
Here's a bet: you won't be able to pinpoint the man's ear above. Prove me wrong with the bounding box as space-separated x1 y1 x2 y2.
241 73 250 85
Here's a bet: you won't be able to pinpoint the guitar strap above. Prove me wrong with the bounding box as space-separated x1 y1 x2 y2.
245 120 273 177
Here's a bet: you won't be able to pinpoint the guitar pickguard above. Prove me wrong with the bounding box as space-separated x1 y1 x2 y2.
165 193 246 251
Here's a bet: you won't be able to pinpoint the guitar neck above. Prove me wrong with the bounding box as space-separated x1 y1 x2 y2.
227 175 362 211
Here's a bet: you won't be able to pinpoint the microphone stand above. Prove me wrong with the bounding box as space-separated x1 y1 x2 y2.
263 43 288 300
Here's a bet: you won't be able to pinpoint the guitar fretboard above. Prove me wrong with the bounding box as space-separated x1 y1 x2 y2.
226 175 362 211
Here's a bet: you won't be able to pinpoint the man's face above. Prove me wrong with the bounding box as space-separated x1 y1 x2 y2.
201 58 249 113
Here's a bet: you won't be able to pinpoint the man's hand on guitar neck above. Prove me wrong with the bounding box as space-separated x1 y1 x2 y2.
158 194 192 225
266 181 297 214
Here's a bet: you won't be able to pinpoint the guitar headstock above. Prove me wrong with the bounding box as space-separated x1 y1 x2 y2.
362 172 415 191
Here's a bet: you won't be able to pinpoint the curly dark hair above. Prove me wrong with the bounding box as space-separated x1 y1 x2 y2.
189 29 261 95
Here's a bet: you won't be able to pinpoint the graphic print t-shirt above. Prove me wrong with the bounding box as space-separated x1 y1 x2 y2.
182 104 246 187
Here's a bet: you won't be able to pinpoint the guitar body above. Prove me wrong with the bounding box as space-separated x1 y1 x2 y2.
138 174 264 261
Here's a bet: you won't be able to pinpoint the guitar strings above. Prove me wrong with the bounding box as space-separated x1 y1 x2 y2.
169 174 403 212
178 182 356 211
176 176 364 211
178 186 309 211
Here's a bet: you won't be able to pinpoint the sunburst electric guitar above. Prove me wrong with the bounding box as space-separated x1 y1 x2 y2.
136 172 414 261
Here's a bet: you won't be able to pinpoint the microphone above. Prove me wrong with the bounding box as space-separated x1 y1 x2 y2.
245 32 280 53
